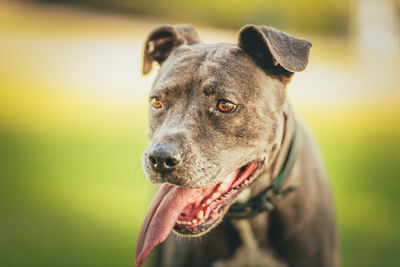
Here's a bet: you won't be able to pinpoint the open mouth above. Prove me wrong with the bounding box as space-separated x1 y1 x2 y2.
174 162 260 235
135 161 262 266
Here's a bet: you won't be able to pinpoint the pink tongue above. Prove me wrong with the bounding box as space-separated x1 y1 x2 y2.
135 184 199 266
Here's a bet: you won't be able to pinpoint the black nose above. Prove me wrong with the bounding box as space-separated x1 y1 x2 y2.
147 145 180 173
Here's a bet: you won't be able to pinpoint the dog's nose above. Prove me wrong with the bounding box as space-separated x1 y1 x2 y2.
147 145 180 173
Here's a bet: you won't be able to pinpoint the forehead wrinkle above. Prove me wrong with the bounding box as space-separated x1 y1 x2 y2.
199 55 247 99
202 80 218 96
201 78 247 104
197 49 234 96
152 80 177 95
152 80 190 98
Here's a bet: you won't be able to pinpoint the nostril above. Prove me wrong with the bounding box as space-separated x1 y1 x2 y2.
164 158 177 168
149 156 157 166
148 146 180 173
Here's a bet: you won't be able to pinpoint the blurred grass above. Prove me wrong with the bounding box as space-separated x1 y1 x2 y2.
1 1 400 266
30 0 349 34
0 130 152 266
306 107 400 266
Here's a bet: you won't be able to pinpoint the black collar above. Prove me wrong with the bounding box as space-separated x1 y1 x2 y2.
226 122 299 219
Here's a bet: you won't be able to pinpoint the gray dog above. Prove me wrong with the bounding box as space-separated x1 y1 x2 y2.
135 24 338 267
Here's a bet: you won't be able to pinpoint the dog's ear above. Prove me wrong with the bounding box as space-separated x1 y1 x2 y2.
238 25 312 78
142 25 201 74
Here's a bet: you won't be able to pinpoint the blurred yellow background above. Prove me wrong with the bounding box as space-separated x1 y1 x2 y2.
0 0 399 266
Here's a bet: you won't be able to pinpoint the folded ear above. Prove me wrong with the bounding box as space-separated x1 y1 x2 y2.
238 25 312 77
142 25 201 74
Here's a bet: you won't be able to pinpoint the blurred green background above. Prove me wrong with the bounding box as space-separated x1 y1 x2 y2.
0 0 399 266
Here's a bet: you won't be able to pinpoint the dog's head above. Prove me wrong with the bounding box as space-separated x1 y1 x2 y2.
136 24 311 266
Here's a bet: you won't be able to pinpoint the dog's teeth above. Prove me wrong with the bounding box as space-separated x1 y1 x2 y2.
244 180 249 185
192 219 197 224
206 199 212 205
187 221 192 225
219 183 228 191
204 207 211 218
212 192 220 199
198 210 204 219
202 204 206 207
235 186 240 189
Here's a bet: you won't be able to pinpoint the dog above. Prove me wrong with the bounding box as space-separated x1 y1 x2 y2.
135 24 338 267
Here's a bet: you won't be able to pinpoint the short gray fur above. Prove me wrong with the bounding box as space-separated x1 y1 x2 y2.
141 24 338 267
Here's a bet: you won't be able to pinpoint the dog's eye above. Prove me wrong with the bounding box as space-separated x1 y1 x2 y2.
151 98 163 109
217 100 237 113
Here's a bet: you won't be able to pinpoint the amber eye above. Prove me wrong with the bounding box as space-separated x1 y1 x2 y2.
217 100 237 113
151 98 163 109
